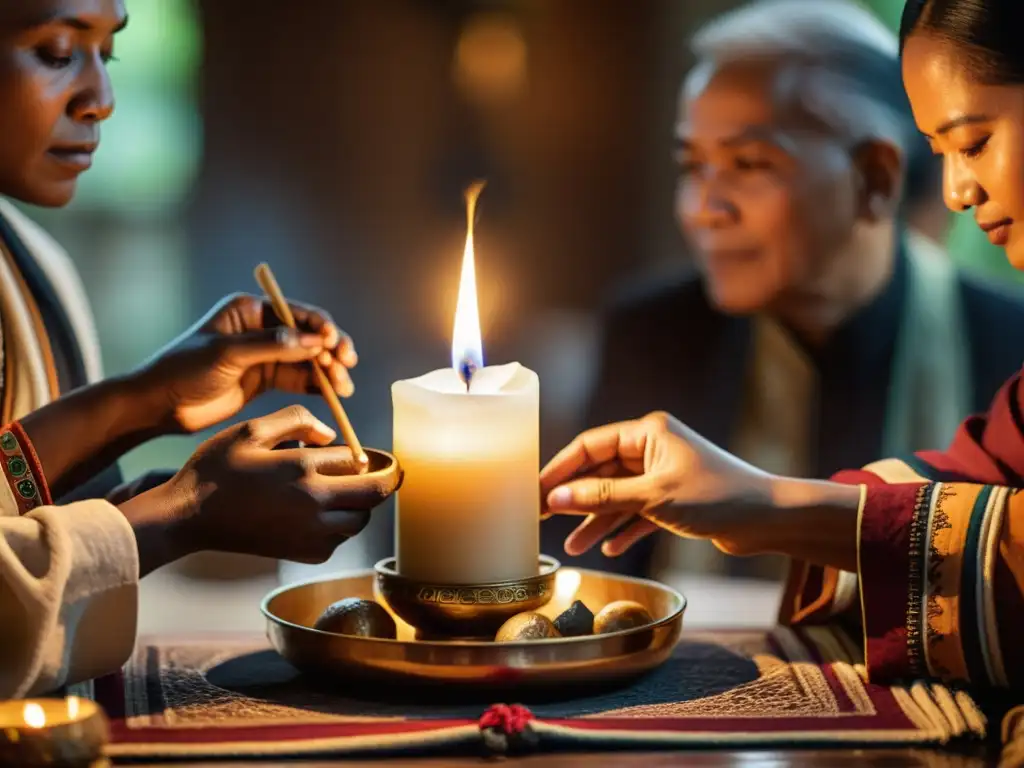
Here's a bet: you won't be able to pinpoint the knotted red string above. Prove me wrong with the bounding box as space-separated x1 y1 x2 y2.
479 703 534 735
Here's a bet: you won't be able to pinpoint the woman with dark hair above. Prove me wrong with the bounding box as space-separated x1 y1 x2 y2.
0 0 397 698
544 0 1024 692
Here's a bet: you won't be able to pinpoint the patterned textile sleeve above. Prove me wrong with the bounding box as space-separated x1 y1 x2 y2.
0 420 139 698
779 370 1024 689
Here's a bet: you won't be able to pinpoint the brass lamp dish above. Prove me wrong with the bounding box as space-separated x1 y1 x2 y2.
0 697 109 767
373 555 560 638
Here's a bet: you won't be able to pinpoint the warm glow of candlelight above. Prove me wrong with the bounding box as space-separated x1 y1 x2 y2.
66 696 80 720
538 569 583 620
453 14 527 104
22 703 45 729
554 569 582 604
452 180 486 386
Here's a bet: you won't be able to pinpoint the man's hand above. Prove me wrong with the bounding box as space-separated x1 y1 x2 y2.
133 293 358 434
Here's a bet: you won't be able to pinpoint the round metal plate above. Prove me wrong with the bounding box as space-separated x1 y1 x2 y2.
262 565 685 693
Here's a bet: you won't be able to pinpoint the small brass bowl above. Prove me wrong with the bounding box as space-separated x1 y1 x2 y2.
374 555 559 638
354 448 401 486
328 447 402 508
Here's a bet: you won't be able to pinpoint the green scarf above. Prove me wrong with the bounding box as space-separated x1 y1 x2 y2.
882 231 972 458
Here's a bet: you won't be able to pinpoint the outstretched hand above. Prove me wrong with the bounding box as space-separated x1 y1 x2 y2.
540 411 774 559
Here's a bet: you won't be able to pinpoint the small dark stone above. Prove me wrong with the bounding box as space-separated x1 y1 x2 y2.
313 598 397 639
553 600 594 637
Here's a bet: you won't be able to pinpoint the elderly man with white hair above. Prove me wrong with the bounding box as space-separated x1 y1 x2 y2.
541 0 1024 594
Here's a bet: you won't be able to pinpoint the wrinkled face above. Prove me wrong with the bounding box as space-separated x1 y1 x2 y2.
0 0 126 207
674 60 864 315
902 33 1024 269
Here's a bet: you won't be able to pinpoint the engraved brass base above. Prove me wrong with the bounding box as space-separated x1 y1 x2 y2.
373 555 560 638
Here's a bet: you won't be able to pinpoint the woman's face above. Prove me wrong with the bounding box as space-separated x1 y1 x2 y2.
0 0 126 207
903 33 1024 268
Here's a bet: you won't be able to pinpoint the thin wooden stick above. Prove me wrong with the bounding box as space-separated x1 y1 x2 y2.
254 263 368 470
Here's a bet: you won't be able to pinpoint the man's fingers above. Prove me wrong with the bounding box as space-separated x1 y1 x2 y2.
219 328 323 368
326 361 355 397
564 511 636 556
243 406 337 448
283 301 337 345
601 518 660 557
331 334 357 368
275 445 359 475
540 421 648 491
285 302 358 367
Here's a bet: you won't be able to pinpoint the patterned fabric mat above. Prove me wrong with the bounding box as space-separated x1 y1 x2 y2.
76 627 986 760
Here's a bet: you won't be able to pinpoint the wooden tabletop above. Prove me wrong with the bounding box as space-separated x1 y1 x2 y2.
120 744 998 767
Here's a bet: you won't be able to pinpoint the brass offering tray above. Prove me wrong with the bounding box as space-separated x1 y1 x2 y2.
263 564 685 693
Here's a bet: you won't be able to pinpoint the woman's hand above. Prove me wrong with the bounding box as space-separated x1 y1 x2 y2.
134 293 358 434
541 411 773 557
540 411 860 570
119 406 400 574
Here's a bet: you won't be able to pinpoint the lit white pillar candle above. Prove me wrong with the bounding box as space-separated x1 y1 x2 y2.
392 183 540 584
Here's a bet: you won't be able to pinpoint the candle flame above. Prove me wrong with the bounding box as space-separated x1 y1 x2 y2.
22 703 45 729
66 696 80 720
452 180 486 388
554 569 581 603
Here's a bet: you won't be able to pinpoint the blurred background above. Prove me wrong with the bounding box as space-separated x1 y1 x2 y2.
15 0 1022 633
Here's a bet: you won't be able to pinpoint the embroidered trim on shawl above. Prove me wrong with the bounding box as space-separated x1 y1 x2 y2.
924 483 955 676
925 484 972 682
906 483 933 679
0 421 50 513
919 483 995 685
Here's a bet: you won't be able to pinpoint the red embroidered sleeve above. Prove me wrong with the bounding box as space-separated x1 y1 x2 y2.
782 369 1024 689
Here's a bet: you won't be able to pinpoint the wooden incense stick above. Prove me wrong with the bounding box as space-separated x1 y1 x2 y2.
254 263 368 470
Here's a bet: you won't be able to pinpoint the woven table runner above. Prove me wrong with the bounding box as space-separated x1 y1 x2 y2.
74 626 985 760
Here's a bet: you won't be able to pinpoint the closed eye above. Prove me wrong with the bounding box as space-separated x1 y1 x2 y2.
962 136 990 159
36 47 73 68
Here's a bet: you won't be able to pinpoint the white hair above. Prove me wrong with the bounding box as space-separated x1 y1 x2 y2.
689 0 911 151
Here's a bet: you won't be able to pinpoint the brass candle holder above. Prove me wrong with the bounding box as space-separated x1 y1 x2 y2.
374 555 560 638
0 697 109 767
